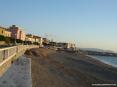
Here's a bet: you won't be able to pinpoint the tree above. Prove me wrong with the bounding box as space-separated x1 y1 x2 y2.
5 37 11 45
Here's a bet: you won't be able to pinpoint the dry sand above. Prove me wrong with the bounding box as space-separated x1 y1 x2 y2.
25 48 117 87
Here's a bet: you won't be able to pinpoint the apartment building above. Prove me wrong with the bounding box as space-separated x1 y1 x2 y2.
0 27 11 37
26 34 43 46
8 25 26 41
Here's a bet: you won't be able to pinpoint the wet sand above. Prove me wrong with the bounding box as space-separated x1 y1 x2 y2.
25 48 117 87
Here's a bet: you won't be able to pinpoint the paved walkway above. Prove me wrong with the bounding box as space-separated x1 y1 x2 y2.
0 55 32 87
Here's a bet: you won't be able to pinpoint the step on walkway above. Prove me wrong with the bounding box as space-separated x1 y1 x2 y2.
0 55 32 87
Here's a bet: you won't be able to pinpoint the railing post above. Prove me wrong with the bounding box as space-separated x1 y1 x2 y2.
3 50 5 60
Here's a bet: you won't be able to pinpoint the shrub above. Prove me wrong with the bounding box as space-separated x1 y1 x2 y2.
5 37 11 45
0 35 5 41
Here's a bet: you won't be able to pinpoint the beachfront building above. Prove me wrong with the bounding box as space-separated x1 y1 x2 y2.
68 43 76 48
67 43 76 51
0 27 11 37
8 25 26 41
33 35 43 46
25 34 43 46
25 34 35 44
37 36 43 47
49 41 57 46
56 42 76 50
43 38 49 45
4 30 11 37
0 26 11 45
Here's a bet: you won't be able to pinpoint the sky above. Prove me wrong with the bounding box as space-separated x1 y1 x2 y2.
0 0 117 51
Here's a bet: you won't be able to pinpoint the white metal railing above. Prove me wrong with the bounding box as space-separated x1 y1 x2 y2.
0 45 38 63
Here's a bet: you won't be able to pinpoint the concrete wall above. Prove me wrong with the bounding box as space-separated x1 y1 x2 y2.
0 41 6 45
0 45 38 76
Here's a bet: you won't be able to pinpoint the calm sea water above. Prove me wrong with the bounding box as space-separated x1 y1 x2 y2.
89 55 117 67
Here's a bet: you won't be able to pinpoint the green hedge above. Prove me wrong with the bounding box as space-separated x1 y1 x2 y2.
0 35 5 41
0 35 24 44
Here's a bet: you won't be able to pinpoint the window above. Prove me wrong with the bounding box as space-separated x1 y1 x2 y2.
2 30 3 34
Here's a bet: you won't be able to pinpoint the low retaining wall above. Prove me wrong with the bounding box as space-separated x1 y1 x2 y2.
0 45 38 76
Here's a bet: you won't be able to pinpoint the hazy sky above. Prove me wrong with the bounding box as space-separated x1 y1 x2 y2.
0 0 117 51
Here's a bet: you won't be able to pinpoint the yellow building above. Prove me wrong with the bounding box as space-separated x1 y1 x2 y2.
0 27 11 37
0 27 5 36
4 30 11 37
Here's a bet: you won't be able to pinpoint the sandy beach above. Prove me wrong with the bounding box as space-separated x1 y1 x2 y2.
25 48 117 87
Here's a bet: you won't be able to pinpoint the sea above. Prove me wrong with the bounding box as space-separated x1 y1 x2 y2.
89 55 117 67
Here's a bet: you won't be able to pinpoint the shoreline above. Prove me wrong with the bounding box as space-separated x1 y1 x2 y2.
86 55 117 68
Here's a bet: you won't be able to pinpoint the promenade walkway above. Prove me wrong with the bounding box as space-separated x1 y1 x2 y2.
0 55 32 87
0 45 38 76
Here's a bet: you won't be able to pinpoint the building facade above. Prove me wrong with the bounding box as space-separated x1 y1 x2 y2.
33 35 43 46
25 34 35 44
0 27 11 37
25 34 43 46
56 42 76 49
8 25 26 41
4 30 11 37
43 38 49 44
